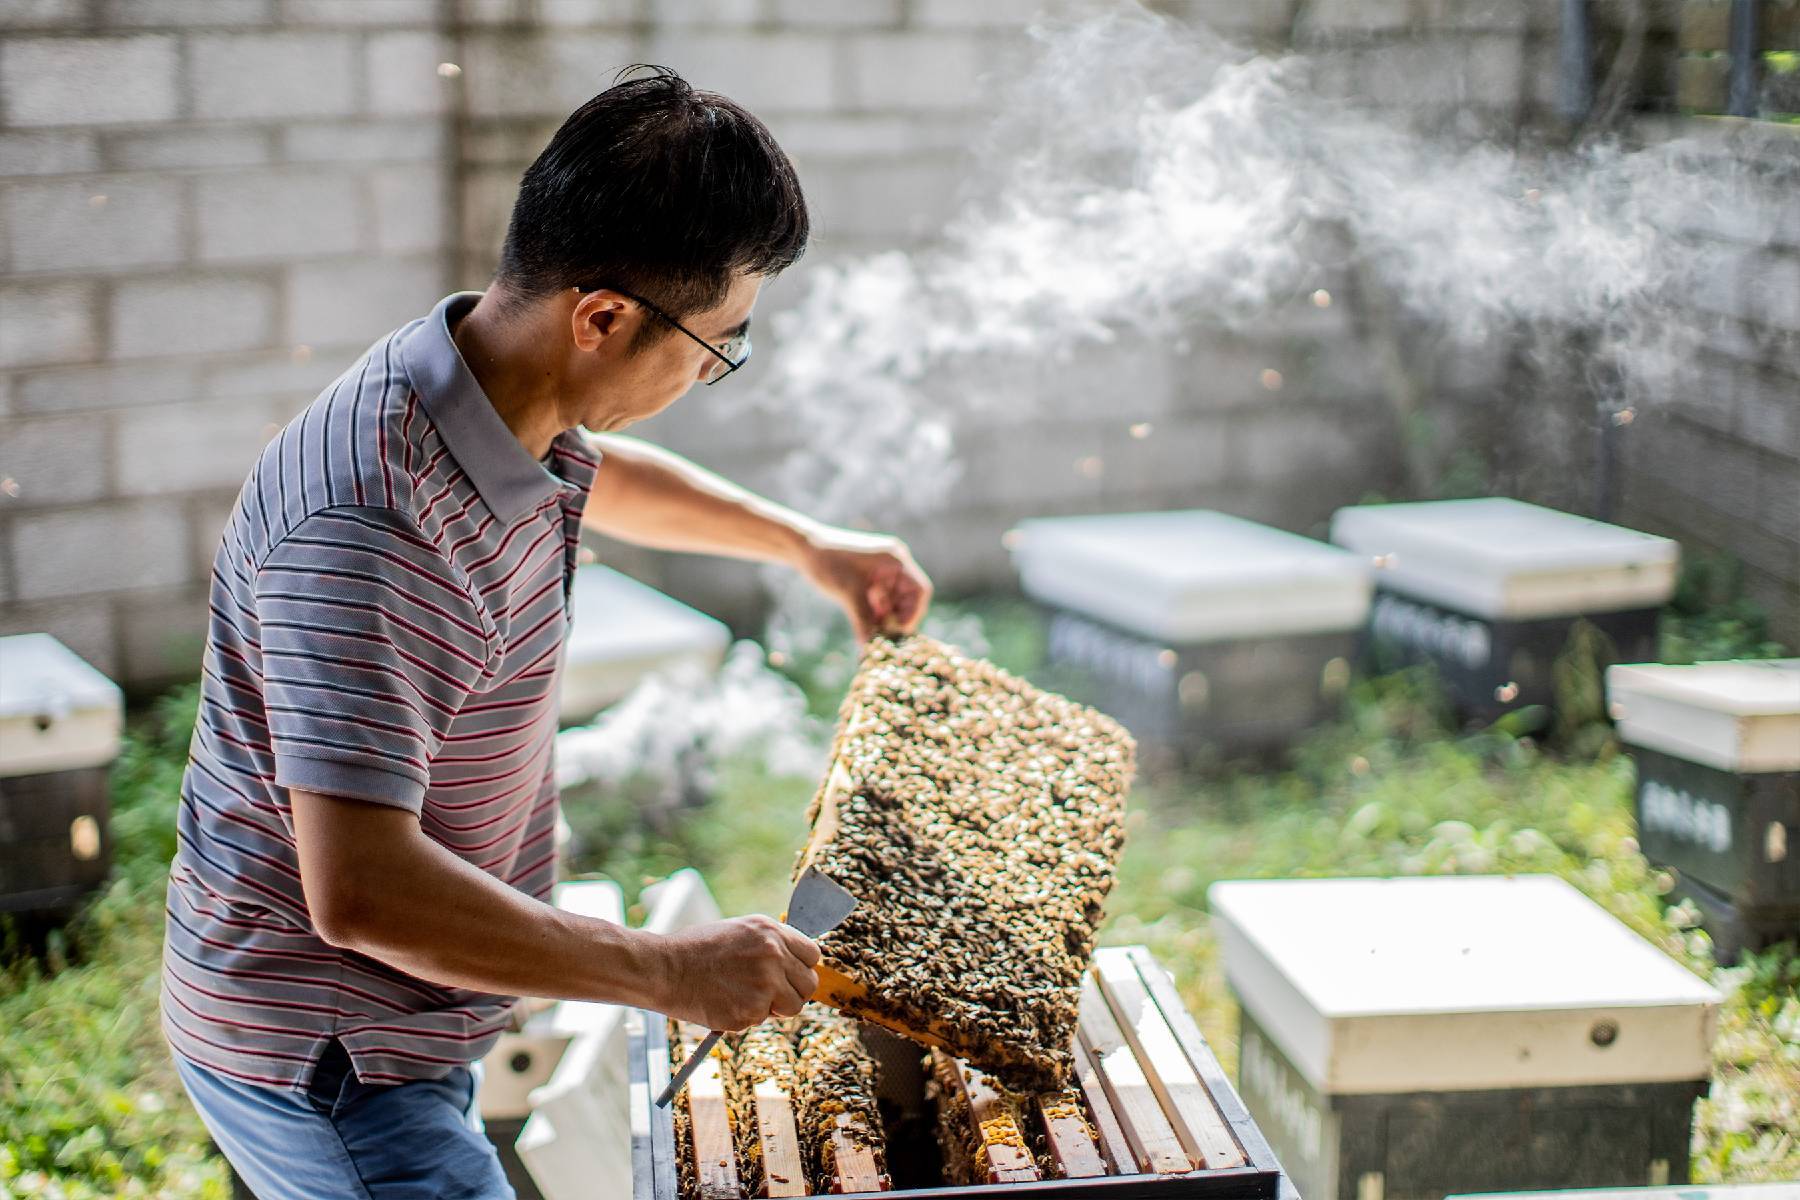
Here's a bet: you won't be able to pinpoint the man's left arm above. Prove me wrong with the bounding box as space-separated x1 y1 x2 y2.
580 433 932 641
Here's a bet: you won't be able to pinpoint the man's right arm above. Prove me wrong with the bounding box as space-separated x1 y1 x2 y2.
291 788 821 1031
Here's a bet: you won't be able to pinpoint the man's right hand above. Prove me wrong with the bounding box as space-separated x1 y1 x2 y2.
655 915 822 1030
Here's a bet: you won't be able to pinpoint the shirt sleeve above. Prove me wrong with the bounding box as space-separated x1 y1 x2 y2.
254 505 496 814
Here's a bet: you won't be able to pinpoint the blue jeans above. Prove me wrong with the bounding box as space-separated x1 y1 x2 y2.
172 1039 514 1200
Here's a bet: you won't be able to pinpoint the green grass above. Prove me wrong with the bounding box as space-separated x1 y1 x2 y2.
5 595 1797 1194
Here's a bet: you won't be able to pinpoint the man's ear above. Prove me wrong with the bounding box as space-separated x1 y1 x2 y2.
572 289 635 353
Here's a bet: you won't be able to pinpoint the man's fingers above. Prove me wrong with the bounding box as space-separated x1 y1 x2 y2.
769 978 808 1019
779 925 822 967
784 959 820 1003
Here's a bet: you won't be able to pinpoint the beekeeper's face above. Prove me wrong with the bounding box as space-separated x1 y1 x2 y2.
567 271 762 432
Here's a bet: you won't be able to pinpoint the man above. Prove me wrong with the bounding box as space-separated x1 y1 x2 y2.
160 67 932 1198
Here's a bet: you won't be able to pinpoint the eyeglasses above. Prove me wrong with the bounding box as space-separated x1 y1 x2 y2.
573 283 751 385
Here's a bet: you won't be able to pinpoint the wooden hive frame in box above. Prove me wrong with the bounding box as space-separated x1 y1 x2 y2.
636 947 1294 1199
794 634 1134 1094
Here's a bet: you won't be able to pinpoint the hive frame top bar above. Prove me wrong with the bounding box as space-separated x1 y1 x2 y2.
630 945 1295 1200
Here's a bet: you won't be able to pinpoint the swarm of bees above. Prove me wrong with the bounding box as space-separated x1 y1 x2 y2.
800 634 1134 1092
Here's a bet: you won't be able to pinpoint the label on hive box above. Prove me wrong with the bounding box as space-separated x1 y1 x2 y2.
1640 779 1733 855
1238 1011 1334 1200
1370 593 1493 672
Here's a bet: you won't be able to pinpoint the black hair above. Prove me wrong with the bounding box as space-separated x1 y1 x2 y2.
495 65 809 339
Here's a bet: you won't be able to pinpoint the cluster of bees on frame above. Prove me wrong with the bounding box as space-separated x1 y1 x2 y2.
804 634 1134 1092
671 1004 888 1197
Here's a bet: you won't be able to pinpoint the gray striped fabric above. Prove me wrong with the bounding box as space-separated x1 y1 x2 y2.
160 291 600 1090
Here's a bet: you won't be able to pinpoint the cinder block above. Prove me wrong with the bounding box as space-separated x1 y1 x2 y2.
99 0 275 25
0 596 119 681
646 0 762 24
1414 0 1528 30
108 127 274 170
0 0 88 28
194 169 365 262
199 348 343 401
911 0 1075 27
13 501 191 601
458 31 639 118
1167 0 1299 37
458 164 521 259
533 0 641 25
13 360 200 416
367 30 453 117
371 162 450 255
642 32 837 112
1461 32 1526 108
0 35 181 126
806 157 964 239
284 255 445 348
280 117 448 164
769 0 899 27
190 33 357 120
1294 0 1413 39
279 0 438 24
110 275 279 359
188 491 240 581
0 414 108 507
1754 456 1800 547
1736 367 1800 460
1742 255 1800 334
0 131 102 175
775 113 973 158
841 33 987 111
0 281 100 370
117 586 211 687
114 398 288 497
7 176 187 274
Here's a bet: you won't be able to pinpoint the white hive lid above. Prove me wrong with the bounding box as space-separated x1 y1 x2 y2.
1449 1186 1800 1200
1606 659 1800 773
1009 509 1372 643
0 633 125 775
1209 875 1720 1095
1329 497 1679 620
560 565 731 721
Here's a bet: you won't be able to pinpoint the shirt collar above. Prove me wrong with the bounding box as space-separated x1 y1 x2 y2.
400 290 571 526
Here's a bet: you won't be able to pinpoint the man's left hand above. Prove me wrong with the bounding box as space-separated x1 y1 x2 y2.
798 527 933 643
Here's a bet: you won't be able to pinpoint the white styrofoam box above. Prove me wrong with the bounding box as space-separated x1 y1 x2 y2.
559 565 731 722
478 879 627 1120
1009 510 1373 644
1208 875 1720 1095
0 633 124 776
518 869 721 1200
1607 659 1800 774
1329 498 1680 620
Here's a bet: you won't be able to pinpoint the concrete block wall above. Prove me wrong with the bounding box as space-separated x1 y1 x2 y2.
0 0 456 685
2 0 1794 684
1615 117 1800 648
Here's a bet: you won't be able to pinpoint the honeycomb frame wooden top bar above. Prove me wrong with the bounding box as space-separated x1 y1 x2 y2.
796 634 1134 1092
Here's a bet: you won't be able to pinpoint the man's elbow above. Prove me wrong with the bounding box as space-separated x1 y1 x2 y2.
306 872 379 950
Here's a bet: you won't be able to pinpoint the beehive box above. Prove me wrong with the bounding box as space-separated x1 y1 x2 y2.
1606 659 1800 960
560 564 732 724
1210 876 1720 1200
1328 499 1677 721
0 633 123 914
634 946 1293 1199
1010 511 1372 765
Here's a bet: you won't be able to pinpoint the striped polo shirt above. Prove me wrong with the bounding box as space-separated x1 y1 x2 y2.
160 290 600 1090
